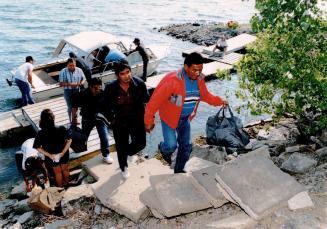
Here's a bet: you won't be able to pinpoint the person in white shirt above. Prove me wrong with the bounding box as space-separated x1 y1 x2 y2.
14 56 35 106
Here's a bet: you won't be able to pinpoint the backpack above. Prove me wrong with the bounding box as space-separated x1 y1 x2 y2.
68 125 88 153
206 106 250 149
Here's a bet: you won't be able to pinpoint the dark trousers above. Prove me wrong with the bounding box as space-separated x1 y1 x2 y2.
142 60 148 82
113 119 146 171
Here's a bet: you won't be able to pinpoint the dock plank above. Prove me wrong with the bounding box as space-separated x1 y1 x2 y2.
182 33 256 61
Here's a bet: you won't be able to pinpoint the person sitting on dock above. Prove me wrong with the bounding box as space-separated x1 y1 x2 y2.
99 61 150 178
33 109 72 188
59 58 86 123
212 35 228 56
14 56 35 107
129 38 149 82
69 52 92 84
144 52 228 173
71 77 114 164
15 138 49 193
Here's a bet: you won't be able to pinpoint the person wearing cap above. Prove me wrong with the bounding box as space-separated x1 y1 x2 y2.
144 52 228 173
69 52 92 83
98 61 149 179
129 38 149 82
15 138 49 192
14 56 35 106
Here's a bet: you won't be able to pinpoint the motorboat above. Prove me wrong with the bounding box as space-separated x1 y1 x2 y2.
7 31 167 102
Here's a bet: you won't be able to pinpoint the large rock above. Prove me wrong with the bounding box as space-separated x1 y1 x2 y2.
288 191 314 210
257 125 299 143
191 145 227 164
17 211 33 224
184 156 217 173
281 153 317 174
215 153 305 220
8 222 22 229
44 219 74 229
10 182 27 200
13 199 31 214
144 174 213 218
0 199 18 217
316 147 327 163
83 154 172 222
206 212 255 228
191 165 228 208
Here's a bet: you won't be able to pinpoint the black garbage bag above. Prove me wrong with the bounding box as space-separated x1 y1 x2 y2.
206 106 250 149
69 125 88 153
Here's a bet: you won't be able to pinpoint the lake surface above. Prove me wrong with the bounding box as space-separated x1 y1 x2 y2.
0 0 258 194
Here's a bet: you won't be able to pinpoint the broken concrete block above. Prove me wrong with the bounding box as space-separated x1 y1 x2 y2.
140 187 165 219
215 154 304 220
44 219 74 229
149 174 212 217
281 153 317 174
61 184 94 205
184 156 217 173
206 212 255 228
83 154 172 222
191 165 228 208
288 191 314 210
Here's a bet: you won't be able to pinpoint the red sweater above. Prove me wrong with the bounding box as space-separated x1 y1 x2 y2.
144 69 224 129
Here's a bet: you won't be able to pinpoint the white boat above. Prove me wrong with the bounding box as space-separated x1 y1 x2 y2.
8 31 167 102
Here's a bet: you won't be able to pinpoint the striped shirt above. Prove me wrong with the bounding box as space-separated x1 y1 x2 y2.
181 68 200 117
59 67 85 90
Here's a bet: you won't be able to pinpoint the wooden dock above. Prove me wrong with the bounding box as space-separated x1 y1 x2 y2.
21 97 115 163
182 33 256 62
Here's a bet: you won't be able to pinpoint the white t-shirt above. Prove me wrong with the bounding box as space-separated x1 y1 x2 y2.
19 138 44 170
14 62 33 83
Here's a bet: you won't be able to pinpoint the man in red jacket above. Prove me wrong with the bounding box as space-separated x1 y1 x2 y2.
144 52 228 173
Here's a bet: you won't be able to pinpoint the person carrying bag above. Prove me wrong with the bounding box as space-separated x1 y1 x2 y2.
206 106 250 149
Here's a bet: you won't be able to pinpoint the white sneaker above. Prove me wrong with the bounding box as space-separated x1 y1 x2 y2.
121 167 129 179
103 155 114 164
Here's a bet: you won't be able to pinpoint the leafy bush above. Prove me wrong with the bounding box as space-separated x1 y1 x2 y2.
237 0 327 135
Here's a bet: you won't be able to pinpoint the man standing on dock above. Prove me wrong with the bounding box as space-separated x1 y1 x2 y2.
129 38 149 82
14 56 35 107
144 52 228 173
71 77 113 164
59 58 86 123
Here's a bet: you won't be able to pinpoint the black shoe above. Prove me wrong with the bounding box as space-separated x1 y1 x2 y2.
158 144 171 165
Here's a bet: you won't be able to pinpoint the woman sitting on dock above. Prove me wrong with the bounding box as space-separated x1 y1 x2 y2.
33 109 72 188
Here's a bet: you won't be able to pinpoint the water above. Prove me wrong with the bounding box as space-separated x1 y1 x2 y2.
0 0 258 193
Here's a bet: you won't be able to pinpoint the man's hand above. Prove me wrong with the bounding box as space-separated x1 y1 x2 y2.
145 123 155 133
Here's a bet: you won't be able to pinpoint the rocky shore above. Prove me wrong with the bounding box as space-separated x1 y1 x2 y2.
1 115 326 229
1 23 326 229
156 22 253 46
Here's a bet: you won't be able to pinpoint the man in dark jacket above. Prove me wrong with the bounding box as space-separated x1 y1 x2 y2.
99 61 149 178
71 77 113 164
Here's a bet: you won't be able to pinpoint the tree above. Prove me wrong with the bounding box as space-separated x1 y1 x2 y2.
237 0 327 135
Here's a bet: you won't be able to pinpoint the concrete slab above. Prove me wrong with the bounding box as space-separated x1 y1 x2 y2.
149 174 213 217
191 165 229 208
83 154 173 222
206 212 255 229
215 154 305 220
139 187 165 219
288 191 314 210
184 156 217 173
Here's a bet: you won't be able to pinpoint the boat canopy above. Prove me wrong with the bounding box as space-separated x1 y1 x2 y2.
53 31 120 57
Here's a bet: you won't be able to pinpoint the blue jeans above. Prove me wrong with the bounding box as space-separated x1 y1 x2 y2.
64 89 79 122
15 79 35 106
82 119 110 157
159 117 192 173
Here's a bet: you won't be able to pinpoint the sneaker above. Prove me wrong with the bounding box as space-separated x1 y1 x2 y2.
158 144 172 165
103 155 114 164
121 167 129 179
